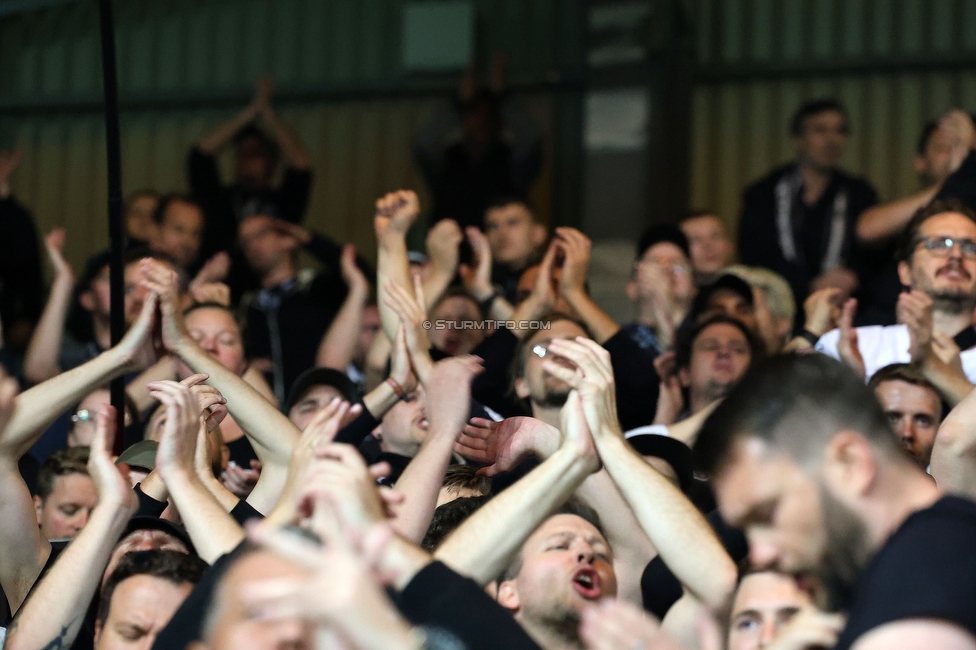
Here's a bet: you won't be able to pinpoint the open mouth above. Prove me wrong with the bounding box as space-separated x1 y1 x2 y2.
571 567 602 600
938 265 971 281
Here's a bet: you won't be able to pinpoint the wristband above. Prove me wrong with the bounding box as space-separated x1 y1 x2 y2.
799 329 820 347
385 376 407 400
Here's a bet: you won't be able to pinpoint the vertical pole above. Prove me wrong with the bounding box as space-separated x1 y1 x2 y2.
96 0 126 452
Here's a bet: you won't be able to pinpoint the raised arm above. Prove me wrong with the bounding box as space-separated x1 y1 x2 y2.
4 406 137 650
23 228 74 384
462 226 515 321
0 369 49 615
151 380 244 562
196 83 265 155
544 338 737 613
6 293 157 459
454 414 655 605
390 355 482 543
316 244 371 370
375 190 420 341
422 218 463 310
141 259 299 514
901 290 974 407
435 390 600 586
856 185 940 244
257 80 311 170
556 228 621 344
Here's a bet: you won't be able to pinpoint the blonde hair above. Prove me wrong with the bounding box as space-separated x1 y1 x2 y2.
723 265 796 330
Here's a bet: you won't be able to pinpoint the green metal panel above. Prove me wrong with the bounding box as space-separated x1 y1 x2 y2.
0 0 583 271
689 0 976 239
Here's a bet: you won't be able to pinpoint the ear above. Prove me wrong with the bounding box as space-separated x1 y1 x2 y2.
897 260 912 288
531 224 546 248
775 316 792 342
913 155 927 176
79 290 95 313
678 367 691 389
822 430 877 499
515 377 531 400
496 579 521 613
625 280 637 302
33 495 44 524
93 619 102 646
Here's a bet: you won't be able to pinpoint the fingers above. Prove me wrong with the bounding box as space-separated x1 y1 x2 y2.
92 403 118 457
180 373 210 388
840 298 857 331
547 338 613 384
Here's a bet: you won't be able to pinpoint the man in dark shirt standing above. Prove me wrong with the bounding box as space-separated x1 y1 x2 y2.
0 146 43 353
236 215 346 405
187 78 312 262
739 100 877 311
695 354 976 650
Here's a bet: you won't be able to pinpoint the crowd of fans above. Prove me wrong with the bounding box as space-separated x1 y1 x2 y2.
0 67 975 650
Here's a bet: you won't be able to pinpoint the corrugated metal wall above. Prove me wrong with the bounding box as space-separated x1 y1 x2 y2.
689 0 976 237
0 0 583 271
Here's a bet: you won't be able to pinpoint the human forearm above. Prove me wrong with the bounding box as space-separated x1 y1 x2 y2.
434 446 593 586
198 104 260 154
362 381 400 420
126 356 178 413
316 285 368 370
377 231 414 341
921 355 974 408
5 497 134 650
162 467 244 563
390 428 458 543
855 185 939 243
6 345 133 457
931 389 976 497
0 459 49 614
596 433 736 612
260 108 311 169
174 340 298 465
564 289 620 344
22 273 73 383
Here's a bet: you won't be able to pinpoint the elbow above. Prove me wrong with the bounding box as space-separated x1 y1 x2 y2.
23 361 55 385
855 212 885 244
700 560 738 614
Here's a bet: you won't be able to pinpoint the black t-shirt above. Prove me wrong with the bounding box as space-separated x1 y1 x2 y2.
834 496 976 650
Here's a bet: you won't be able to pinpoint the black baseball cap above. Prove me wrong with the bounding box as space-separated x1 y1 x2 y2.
690 273 754 322
120 516 195 556
636 225 690 261
285 367 357 413
625 430 694 495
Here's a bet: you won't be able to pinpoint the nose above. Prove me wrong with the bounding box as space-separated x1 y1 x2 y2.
759 618 778 646
270 617 306 648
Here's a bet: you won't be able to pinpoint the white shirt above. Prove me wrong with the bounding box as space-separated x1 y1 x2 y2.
815 324 976 382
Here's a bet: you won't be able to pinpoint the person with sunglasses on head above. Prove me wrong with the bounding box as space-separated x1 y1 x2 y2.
813 198 976 406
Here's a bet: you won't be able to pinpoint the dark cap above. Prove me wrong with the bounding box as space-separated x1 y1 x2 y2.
116 440 157 473
690 273 754 322
625 430 694 495
120 516 195 556
636 225 690 261
285 367 357 413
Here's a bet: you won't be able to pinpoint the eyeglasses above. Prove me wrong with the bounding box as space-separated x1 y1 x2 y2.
916 236 976 258
72 409 133 426
641 259 689 275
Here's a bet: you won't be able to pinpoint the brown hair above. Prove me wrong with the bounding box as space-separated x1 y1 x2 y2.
37 446 90 500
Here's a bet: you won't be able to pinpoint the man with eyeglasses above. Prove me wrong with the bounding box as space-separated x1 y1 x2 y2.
816 199 976 404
